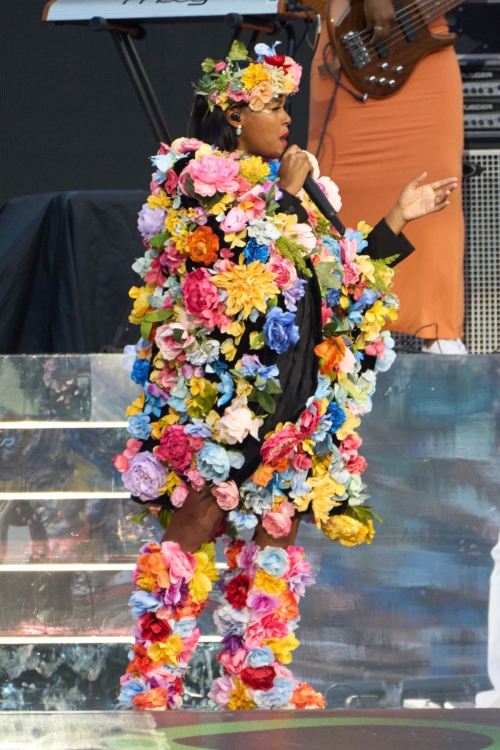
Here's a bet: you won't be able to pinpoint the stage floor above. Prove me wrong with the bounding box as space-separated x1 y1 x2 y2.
4 710 500 750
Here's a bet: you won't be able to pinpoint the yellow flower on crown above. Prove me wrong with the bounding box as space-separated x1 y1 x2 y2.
228 679 256 710
321 515 375 546
147 634 184 665
128 284 155 324
147 193 172 211
263 633 300 665
212 261 279 318
241 62 271 91
189 544 219 603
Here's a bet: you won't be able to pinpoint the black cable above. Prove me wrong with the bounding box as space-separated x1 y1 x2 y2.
314 44 341 161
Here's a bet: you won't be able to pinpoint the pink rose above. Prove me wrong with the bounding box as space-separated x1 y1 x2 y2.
162 244 184 275
215 61 227 72
154 362 178 392
124 439 142 458
245 613 288 648
171 481 189 508
340 434 363 458
216 397 263 445
218 647 247 677
186 467 206 492
161 541 197 583
342 262 361 285
228 87 250 104
284 545 311 579
234 175 252 195
220 206 248 234
317 176 342 213
345 455 368 475
156 425 193 471
171 137 204 155
286 56 303 92
155 323 195 362
266 255 297 291
158 142 170 155
212 480 240 511
246 590 281 621
366 337 386 357
185 154 240 197
262 500 294 539
261 424 301 465
297 402 321 438
181 267 221 323
292 449 312 471
164 169 178 195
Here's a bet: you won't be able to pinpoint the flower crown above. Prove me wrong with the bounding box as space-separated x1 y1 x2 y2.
194 40 302 113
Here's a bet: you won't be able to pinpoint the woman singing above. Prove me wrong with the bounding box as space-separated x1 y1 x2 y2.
115 41 457 711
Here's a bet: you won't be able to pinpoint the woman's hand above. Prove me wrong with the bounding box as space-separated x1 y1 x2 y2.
278 145 313 196
385 172 459 235
365 0 397 43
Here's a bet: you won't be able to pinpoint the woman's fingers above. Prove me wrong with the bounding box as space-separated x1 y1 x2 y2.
429 177 459 190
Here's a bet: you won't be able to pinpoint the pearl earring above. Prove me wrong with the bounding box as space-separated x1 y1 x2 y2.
236 124 242 136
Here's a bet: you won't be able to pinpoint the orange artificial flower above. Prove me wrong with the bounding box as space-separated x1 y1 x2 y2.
252 463 275 487
126 644 152 675
132 687 168 710
186 225 219 265
276 590 300 622
225 540 245 570
148 551 170 590
290 682 327 709
269 456 291 473
314 336 346 375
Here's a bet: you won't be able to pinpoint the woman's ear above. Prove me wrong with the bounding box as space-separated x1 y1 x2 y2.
225 108 241 131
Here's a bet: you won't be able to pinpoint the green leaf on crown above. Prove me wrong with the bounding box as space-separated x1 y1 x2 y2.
228 40 250 61
314 261 342 293
149 230 169 248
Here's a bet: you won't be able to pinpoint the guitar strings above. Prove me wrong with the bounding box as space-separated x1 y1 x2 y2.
354 0 455 44
353 0 458 52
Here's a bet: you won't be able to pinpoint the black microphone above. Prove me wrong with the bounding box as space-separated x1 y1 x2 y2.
304 174 345 236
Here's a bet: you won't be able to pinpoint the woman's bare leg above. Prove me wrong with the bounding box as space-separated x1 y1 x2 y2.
252 513 301 550
159 487 224 553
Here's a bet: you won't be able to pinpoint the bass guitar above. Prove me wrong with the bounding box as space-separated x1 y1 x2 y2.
324 0 461 98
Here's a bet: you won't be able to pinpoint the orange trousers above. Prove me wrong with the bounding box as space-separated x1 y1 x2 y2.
308 24 464 340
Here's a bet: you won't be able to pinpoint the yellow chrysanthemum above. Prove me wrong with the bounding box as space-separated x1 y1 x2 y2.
126 394 145 417
228 679 256 710
189 544 219 603
147 193 171 211
336 409 361 441
147 635 184 666
241 62 271 91
321 516 375 547
238 155 271 184
263 633 300 665
128 285 155 324
254 570 287 596
212 261 279 318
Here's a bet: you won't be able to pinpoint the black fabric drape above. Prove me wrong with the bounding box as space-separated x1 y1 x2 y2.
0 190 148 353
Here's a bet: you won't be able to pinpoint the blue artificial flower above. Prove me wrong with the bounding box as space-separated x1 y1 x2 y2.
228 509 259 532
326 287 342 308
151 152 176 173
358 288 378 311
256 547 288 578
237 354 279 382
327 402 347 432
255 41 281 62
345 227 368 253
117 677 150 708
127 414 152 440
213 603 250 637
263 307 299 354
246 646 275 669
289 469 311 499
217 371 235 406
313 434 334 456
197 443 244 484
244 237 270 264
184 419 213 439
253 677 295 709
265 159 281 181
283 279 306 312
130 358 150 386
322 235 342 262
128 590 162 617
241 481 274 515
172 617 196 639
143 385 168 418
307 374 332 406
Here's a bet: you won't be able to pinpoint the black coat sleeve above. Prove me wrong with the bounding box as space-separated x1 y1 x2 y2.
277 189 309 223
365 218 415 267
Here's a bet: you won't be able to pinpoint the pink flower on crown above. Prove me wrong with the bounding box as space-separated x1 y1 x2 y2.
155 323 195 362
340 434 363 458
185 154 240 197
181 267 221 323
212 480 240 511
220 206 248 234
286 57 303 92
341 237 358 264
161 541 197 583
261 500 294 538
342 262 361 285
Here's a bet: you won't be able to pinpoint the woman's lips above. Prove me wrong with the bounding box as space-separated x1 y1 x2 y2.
279 133 289 144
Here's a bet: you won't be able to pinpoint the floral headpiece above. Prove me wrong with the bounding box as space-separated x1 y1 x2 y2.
194 40 302 113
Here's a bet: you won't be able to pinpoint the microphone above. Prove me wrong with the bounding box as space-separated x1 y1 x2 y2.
304 174 345 236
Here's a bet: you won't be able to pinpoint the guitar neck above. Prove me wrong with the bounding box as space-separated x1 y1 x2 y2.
413 0 463 25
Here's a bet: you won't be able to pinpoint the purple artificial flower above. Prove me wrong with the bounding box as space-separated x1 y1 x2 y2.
236 539 259 576
247 590 281 622
121 451 168 502
283 279 306 312
137 203 166 241
221 634 244 654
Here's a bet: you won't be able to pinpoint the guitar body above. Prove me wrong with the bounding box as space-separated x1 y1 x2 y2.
326 0 457 98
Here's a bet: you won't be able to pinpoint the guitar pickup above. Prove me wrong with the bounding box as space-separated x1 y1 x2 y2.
394 1 417 42
343 31 370 69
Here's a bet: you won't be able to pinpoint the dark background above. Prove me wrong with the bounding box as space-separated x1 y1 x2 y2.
0 2 316 207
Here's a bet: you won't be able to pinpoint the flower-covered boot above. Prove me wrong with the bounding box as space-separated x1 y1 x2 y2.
209 539 326 710
119 539 219 710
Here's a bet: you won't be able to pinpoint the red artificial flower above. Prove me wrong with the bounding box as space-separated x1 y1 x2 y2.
138 612 173 642
264 54 288 69
241 665 276 691
225 573 252 610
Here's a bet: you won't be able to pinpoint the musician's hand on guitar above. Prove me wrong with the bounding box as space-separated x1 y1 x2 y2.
278 145 313 196
365 0 397 43
385 172 459 234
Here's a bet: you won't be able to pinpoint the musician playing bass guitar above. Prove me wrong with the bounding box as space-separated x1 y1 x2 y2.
308 0 466 354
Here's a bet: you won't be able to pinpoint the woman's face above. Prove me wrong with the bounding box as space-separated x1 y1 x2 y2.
227 96 292 160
